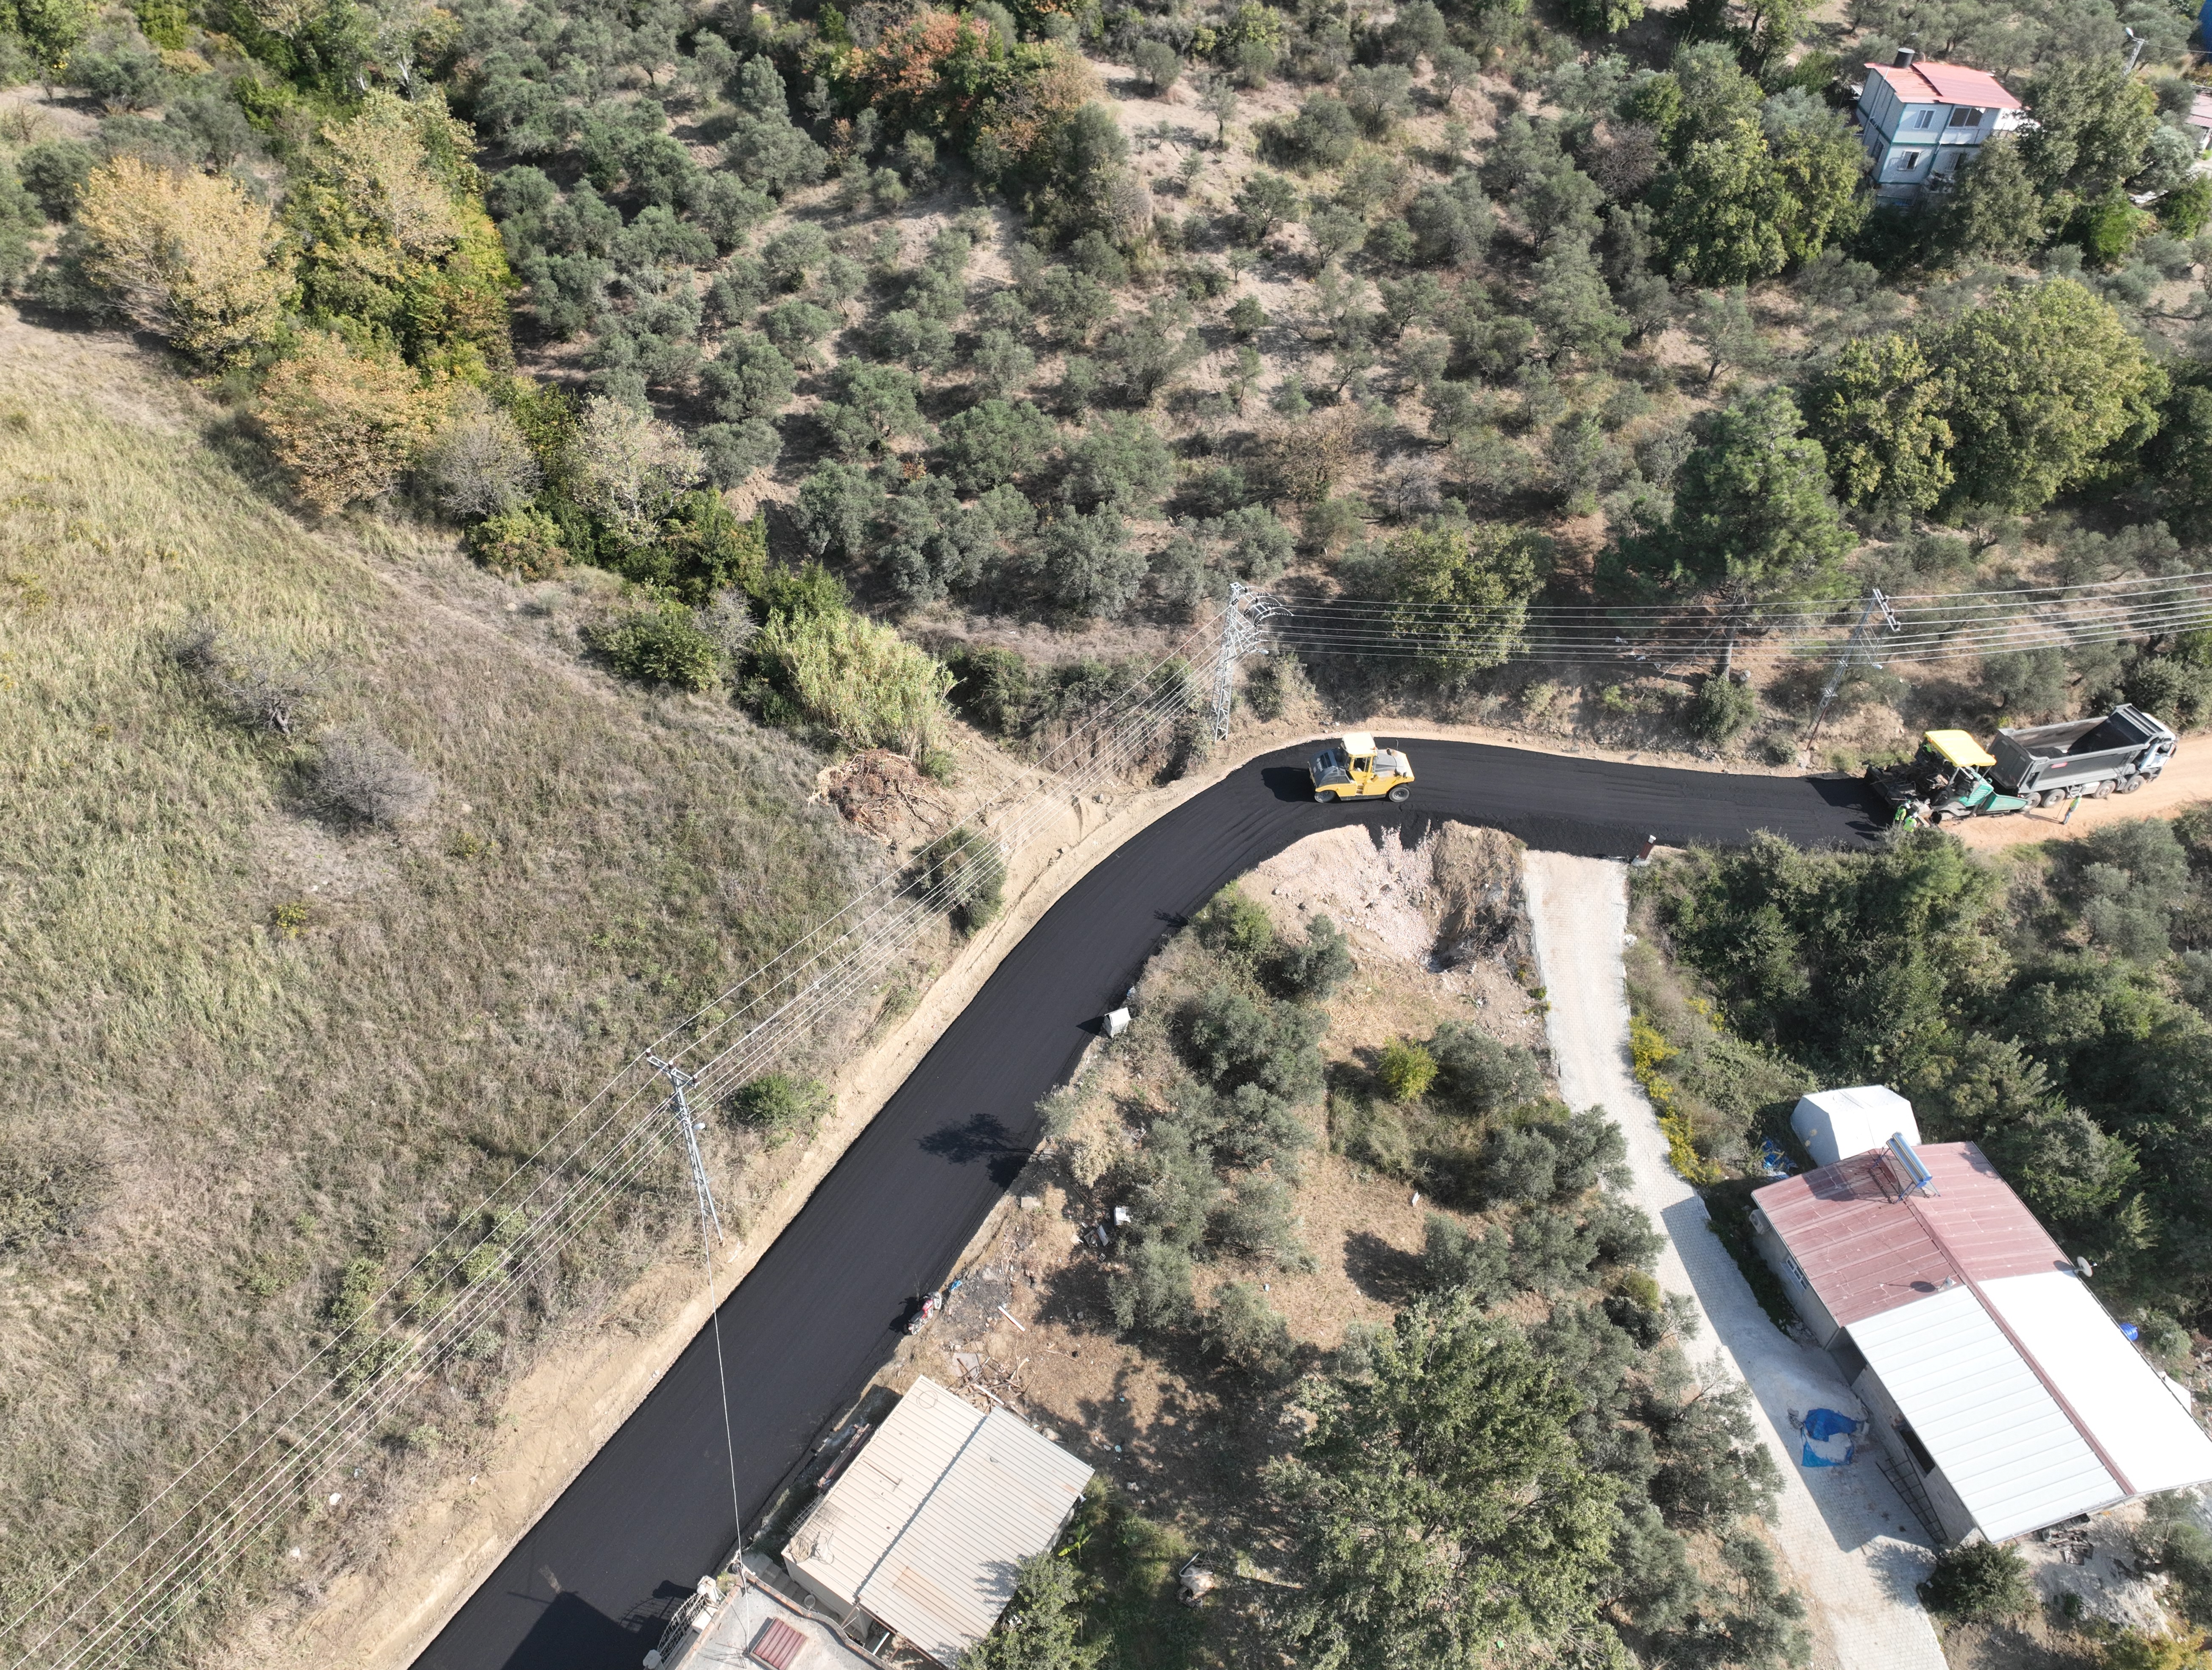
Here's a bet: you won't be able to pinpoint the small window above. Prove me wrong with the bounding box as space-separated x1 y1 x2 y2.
1897 151 1922 171
1949 105 1982 126
1910 109 1935 129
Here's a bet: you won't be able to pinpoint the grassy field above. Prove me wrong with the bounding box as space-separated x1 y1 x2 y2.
0 307 884 1644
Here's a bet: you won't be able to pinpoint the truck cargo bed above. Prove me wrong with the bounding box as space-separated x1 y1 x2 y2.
1990 705 2174 794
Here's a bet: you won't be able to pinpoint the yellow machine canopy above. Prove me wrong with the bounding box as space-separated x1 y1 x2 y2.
1924 729 1997 769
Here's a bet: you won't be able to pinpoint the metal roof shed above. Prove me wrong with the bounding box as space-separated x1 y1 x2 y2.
784 1378 1093 1667
1752 1142 2212 1545
1790 1085 1920 1169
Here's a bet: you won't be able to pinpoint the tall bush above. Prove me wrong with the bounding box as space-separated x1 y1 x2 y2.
75 155 288 365
256 335 445 514
753 608 955 756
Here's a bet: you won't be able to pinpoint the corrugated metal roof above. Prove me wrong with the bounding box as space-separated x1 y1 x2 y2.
1863 59 2023 110
1982 1273 2212 1498
1753 1142 2071 1327
1847 1286 2122 1542
786 1379 1092 1667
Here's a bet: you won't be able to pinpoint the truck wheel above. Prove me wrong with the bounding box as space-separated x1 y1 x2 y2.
1387 785 1411 804
2092 779 2114 799
2119 774 2145 794
2148 768 2163 782
1315 789 1337 804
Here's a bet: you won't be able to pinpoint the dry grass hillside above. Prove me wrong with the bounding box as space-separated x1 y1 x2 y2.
0 306 883 1633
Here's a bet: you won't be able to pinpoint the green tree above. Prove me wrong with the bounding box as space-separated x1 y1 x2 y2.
1939 137 2048 262
1652 119 1788 286
938 399 1056 492
1805 335 1956 513
1529 237 1629 368
1688 286 1770 384
1926 279 2165 515
1037 510 1144 616
1767 117 1869 265
794 461 879 560
2020 56 2159 204
1131 39 1180 97
818 362 928 457
960 1553 1101 1670
1922 1542 2031 1621
1611 392 1853 629
1061 415 1173 514
1235 170 1302 242
1270 1293 1621 1667
1349 522 1548 675
3 0 92 68
702 336 797 423
1567 0 1643 33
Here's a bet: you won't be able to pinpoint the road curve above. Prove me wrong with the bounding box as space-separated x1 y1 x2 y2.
416 741 1878 1670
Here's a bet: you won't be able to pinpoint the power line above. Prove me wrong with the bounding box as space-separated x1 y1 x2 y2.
5 612 1229 1670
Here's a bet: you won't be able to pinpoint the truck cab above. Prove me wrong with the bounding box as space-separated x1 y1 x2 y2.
1309 732 1414 803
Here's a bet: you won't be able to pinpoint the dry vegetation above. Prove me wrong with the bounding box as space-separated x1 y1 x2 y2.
0 312 903 1637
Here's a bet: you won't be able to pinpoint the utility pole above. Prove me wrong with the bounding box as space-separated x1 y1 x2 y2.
1209 583 1282 739
649 1054 722 1244
1805 588 1900 749
647 1052 748 1660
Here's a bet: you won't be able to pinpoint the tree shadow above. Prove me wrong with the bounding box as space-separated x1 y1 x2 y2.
1341 1229 1425 1305
916 1112 1029 1185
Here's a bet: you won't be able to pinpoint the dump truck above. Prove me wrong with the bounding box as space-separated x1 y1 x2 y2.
1309 732 1414 803
1863 705 2176 823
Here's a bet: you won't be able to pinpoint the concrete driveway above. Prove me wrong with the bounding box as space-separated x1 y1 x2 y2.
1524 851 1946 1670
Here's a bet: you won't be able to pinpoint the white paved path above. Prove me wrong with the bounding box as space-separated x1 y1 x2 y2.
1523 852 1946 1670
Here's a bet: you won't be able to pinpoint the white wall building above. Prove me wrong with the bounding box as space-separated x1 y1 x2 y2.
1856 49 2030 205
1791 1084 1919 1170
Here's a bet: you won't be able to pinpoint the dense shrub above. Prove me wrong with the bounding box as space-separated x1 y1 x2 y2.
1921 1542 2031 1620
919 826 1006 932
753 607 955 755
727 1073 832 1149
1685 674 1757 745
588 599 723 691
1377 1039 1438 1102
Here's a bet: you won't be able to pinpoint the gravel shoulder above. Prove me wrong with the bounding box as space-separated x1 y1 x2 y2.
1523 850 1947 1670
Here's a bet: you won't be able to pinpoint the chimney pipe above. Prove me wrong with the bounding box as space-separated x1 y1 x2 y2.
1893 46 1917 68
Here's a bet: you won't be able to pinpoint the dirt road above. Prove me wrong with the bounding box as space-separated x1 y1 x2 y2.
1524 852 1947 1670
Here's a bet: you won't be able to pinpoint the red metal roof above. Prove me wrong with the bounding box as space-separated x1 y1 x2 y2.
1752 1142 2072 1327
1863 59 2023 112
2190 89 2212 131
750 1617 806 1670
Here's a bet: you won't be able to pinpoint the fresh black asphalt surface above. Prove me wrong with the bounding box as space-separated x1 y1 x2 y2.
415 740 1877 1670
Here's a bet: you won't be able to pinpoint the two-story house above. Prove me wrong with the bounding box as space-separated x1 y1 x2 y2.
1855 48 2030 205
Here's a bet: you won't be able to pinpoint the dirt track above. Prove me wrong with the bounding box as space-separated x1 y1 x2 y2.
1525 853 1947 1670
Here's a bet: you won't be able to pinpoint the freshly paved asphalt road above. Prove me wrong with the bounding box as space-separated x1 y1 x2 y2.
416 741 1877 1670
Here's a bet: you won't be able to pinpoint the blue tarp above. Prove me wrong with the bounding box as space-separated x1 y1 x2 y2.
1800 1407 1862 1467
